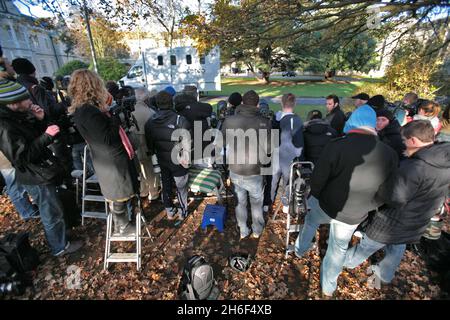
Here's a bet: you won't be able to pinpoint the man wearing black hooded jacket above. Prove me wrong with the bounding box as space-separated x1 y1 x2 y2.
344 120 450 286
145 91 191 219
174 86 212 164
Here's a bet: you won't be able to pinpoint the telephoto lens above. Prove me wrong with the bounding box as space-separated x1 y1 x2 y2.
152 154 161 174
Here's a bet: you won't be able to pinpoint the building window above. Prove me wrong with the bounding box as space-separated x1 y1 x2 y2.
40 59 48 74
170 55 176 66
45 38 50 49
157 55 163 66
186 55 192 65
5 25 14 40
199 55 206 65
0 1 7 12
14 27 25 42
30 35 39 49
50 60 56 73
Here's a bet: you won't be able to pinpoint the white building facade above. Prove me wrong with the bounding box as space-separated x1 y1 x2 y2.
0 0 82 78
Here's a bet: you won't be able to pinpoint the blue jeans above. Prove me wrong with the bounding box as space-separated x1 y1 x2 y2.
295 196 359 295
22 184 67 255
1 169 38 220
72 143 94 175
230 172 264 237
344 234 406 283
270 166 290 204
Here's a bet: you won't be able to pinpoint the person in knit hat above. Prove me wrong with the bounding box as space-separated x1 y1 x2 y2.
164 85 176 97
294 104 398 298
367 95 386 110
0 79 83 256
11 58 36 76
226 92 242 117
376 108 405 159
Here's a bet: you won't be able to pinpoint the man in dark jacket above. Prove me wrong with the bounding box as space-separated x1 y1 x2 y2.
303 110 337 165
222 90 272 239
145 91 191 219
174 86 212 165
376 108 405 160
344 120 450 285
294 105 398 297
324 94 346 135
12 58 72 175
0 80 82 256
12 58 65 122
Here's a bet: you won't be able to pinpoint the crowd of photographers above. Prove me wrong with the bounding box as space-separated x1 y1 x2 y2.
0 49 449 298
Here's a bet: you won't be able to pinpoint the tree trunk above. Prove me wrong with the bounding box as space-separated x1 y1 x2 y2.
261 71 270 84
246 62 270 83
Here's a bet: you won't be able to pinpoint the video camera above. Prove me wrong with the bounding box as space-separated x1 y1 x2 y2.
109 85 138 131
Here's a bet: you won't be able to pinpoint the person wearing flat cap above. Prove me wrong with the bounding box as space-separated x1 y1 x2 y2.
351 93 369 108
376 108 405 160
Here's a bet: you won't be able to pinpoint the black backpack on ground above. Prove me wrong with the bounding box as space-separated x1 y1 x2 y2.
412 231 450 273
0 232 39 278
178 255 218 300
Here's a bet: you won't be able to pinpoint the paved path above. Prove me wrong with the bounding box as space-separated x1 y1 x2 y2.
202 95 332 105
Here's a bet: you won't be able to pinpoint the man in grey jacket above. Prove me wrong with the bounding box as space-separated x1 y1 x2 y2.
222 90 272 239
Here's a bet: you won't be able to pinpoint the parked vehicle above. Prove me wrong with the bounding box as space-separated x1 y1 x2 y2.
282 71 297 77
119 46 221 92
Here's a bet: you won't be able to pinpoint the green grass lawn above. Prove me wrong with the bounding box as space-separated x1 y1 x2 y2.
202 96 327 120
206 77 374 98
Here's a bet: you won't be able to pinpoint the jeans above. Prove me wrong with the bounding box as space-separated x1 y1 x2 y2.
137 157 160 200
0 169 38 220
294 196 359 295
22 184 67 255
230 172 264 237
270 166 290 204
72 143 94 175
160 167 188 217
344 234 406 283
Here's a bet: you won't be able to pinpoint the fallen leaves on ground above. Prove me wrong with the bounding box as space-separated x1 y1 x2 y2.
0 194 448 300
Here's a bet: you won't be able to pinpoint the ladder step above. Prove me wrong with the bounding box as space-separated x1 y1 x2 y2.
86 175 98 183
109 235 138 241
107 253 138 262
83 195 105 202
289 224 303 233
82 211 107 219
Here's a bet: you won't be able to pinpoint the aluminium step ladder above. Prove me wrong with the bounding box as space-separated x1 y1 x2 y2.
284 161 314 258
81 145 107 225
104 195 154 271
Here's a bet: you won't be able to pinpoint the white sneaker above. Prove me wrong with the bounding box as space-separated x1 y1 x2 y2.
282 205 289 214
353 231 363 238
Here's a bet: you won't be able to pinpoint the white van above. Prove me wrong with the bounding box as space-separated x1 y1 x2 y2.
119 46 221 92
